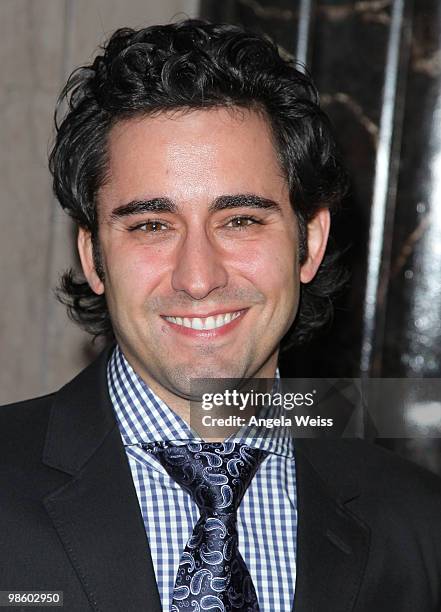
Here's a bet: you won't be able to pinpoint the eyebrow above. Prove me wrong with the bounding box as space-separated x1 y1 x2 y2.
209 194 282 213
110 198 177 219
109 193 281 220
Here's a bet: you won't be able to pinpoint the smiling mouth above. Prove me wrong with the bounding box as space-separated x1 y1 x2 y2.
162 310 245 331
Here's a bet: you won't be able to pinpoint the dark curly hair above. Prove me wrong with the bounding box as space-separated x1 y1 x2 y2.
49 19 348 347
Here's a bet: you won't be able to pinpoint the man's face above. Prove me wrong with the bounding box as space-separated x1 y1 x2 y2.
79 108 327 404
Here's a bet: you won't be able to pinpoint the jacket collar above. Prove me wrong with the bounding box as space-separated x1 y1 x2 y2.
42 344 116 475
42 345 162 612
293 439 370 612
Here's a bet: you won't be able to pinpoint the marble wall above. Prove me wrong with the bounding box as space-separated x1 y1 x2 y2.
201 0 441 473
201 0 387 379
200 0 402 377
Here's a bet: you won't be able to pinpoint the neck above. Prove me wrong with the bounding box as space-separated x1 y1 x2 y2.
120 351 279 441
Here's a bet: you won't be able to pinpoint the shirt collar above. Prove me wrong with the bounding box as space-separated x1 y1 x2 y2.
108 345 294 459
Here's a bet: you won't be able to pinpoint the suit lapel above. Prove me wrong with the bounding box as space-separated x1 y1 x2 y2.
42 347 162 612
293 439 370 612
293 440 370 612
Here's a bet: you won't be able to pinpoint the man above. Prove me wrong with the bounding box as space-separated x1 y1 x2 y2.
1 20 440 612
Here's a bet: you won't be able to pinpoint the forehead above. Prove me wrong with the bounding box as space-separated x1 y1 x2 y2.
98 107 288 211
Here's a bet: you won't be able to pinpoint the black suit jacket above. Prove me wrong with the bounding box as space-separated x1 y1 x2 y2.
1 347 441 611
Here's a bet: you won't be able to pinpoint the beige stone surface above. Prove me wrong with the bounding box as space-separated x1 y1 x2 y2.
67 0 200 68
0 0 200 404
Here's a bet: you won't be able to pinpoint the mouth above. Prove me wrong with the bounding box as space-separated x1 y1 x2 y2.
161 309 247 334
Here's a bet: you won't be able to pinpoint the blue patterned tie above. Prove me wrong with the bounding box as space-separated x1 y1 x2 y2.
145 440 269 612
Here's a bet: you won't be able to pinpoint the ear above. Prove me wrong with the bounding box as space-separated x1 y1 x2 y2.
300 208 331 283
77 227 105 295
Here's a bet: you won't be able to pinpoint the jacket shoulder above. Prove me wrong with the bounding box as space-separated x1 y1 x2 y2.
0 393 55 422
0 394 55 456
343 438 441 492
297 438 441 505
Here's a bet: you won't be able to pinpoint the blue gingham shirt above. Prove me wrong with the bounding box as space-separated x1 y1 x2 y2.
107 346 297 611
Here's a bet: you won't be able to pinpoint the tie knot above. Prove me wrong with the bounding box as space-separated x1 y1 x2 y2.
146 441 268 515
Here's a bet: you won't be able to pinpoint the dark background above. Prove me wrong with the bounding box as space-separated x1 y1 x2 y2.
201 0 441 475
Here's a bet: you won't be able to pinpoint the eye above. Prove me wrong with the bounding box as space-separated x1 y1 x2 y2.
130 220 168 232
225 216 261 229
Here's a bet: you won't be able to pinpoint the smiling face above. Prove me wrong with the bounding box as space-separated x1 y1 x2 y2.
78 107 329 414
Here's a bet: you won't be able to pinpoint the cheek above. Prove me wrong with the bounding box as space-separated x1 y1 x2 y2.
233 240 298 294
103 245 168 304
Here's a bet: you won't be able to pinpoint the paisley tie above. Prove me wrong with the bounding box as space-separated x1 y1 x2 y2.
145 440 269 612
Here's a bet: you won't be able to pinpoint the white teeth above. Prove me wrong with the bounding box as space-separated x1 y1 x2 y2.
203 316 216 330
192 317 204 330
164 310 243 330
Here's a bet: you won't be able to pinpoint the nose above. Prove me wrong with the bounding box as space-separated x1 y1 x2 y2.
171 227 228 300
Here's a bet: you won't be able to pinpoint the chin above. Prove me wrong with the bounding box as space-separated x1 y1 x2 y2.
177 362 244 381
163 361 247 395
